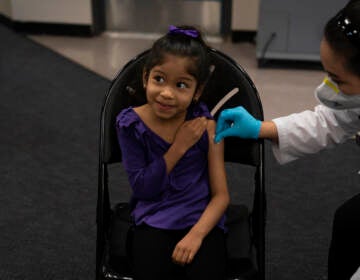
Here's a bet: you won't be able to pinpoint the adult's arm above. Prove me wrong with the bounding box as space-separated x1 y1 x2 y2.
269 105 360 164
216 105 359 164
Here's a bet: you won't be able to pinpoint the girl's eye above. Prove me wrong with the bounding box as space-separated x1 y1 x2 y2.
153 76 164 83
177 82 188 89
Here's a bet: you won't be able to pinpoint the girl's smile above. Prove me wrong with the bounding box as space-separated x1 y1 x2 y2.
155 101 175 111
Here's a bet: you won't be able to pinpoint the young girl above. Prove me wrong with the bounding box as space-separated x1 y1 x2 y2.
115 25 230 280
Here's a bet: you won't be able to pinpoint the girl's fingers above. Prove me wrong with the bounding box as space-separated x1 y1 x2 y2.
187 252 194 264
172 248 193 265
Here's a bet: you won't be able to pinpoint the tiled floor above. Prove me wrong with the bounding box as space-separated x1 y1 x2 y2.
29 32 326 120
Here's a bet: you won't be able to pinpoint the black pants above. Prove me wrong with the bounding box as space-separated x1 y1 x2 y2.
328 193 360 280
131 225 227 280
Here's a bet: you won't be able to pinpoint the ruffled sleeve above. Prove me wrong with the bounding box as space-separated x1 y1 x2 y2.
116 107 148 135
117 107 135 127
115 107 168 200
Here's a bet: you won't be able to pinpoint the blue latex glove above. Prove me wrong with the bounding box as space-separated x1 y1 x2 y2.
214 106 261 143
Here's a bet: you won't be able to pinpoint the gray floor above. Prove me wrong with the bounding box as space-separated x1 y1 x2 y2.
29 32 325 120
21 31 360 280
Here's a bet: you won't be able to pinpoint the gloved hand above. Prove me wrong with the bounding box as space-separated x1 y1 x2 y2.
214 106 262 143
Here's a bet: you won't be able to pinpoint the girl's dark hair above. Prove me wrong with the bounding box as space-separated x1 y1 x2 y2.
143 25 211 90
324 0 360 76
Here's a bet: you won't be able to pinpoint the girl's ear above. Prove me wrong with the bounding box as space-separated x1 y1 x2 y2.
193 85 204 102
142 70 148 88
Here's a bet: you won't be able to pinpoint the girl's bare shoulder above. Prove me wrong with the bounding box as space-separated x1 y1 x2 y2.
133 104 147 115
206 119 217 143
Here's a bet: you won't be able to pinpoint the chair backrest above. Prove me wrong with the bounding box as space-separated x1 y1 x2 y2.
99 48 263 166
97 48 266 280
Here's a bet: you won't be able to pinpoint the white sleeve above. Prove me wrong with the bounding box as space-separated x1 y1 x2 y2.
271 105 360 164
351 266 360 280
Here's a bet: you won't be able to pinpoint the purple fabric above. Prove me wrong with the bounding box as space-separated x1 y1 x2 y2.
168 25 199 38
116 102 225 230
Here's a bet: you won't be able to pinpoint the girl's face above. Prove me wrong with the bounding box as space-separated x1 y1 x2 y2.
320 38 360 96
144 54 200 120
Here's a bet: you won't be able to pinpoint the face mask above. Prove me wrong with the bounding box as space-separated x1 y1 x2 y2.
315 77 360 110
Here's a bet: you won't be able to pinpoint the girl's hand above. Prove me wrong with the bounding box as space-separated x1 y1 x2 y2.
163 117 208 174
174 117 208 151
171 232 203 265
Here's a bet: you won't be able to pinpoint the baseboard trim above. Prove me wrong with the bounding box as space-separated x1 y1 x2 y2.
0 14 13 28
231 30 256 43
0 14 93 36
257 58 323 70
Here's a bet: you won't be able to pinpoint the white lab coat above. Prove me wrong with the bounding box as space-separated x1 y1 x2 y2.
272 103 360 279
351 266 360 280
272 104 360 164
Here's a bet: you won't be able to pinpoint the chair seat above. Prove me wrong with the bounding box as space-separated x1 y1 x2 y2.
103 203 257 280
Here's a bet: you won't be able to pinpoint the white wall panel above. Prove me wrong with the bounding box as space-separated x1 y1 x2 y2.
11 0 92 24
0 0 12 17
231 0 259 31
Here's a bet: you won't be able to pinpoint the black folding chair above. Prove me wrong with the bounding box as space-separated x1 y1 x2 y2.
96 48 266 280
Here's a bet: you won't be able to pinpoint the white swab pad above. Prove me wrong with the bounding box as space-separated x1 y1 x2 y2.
210 87 239 117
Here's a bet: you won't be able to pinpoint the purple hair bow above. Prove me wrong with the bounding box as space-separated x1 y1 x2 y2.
168 25 199 38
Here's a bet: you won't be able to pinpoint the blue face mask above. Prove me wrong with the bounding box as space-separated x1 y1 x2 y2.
315 77 360 110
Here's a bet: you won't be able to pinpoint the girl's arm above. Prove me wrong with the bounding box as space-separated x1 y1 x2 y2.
117 124 168 200
117 116 208 200
172 119 230 265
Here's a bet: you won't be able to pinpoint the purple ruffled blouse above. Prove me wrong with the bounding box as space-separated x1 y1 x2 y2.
116 102 226 230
